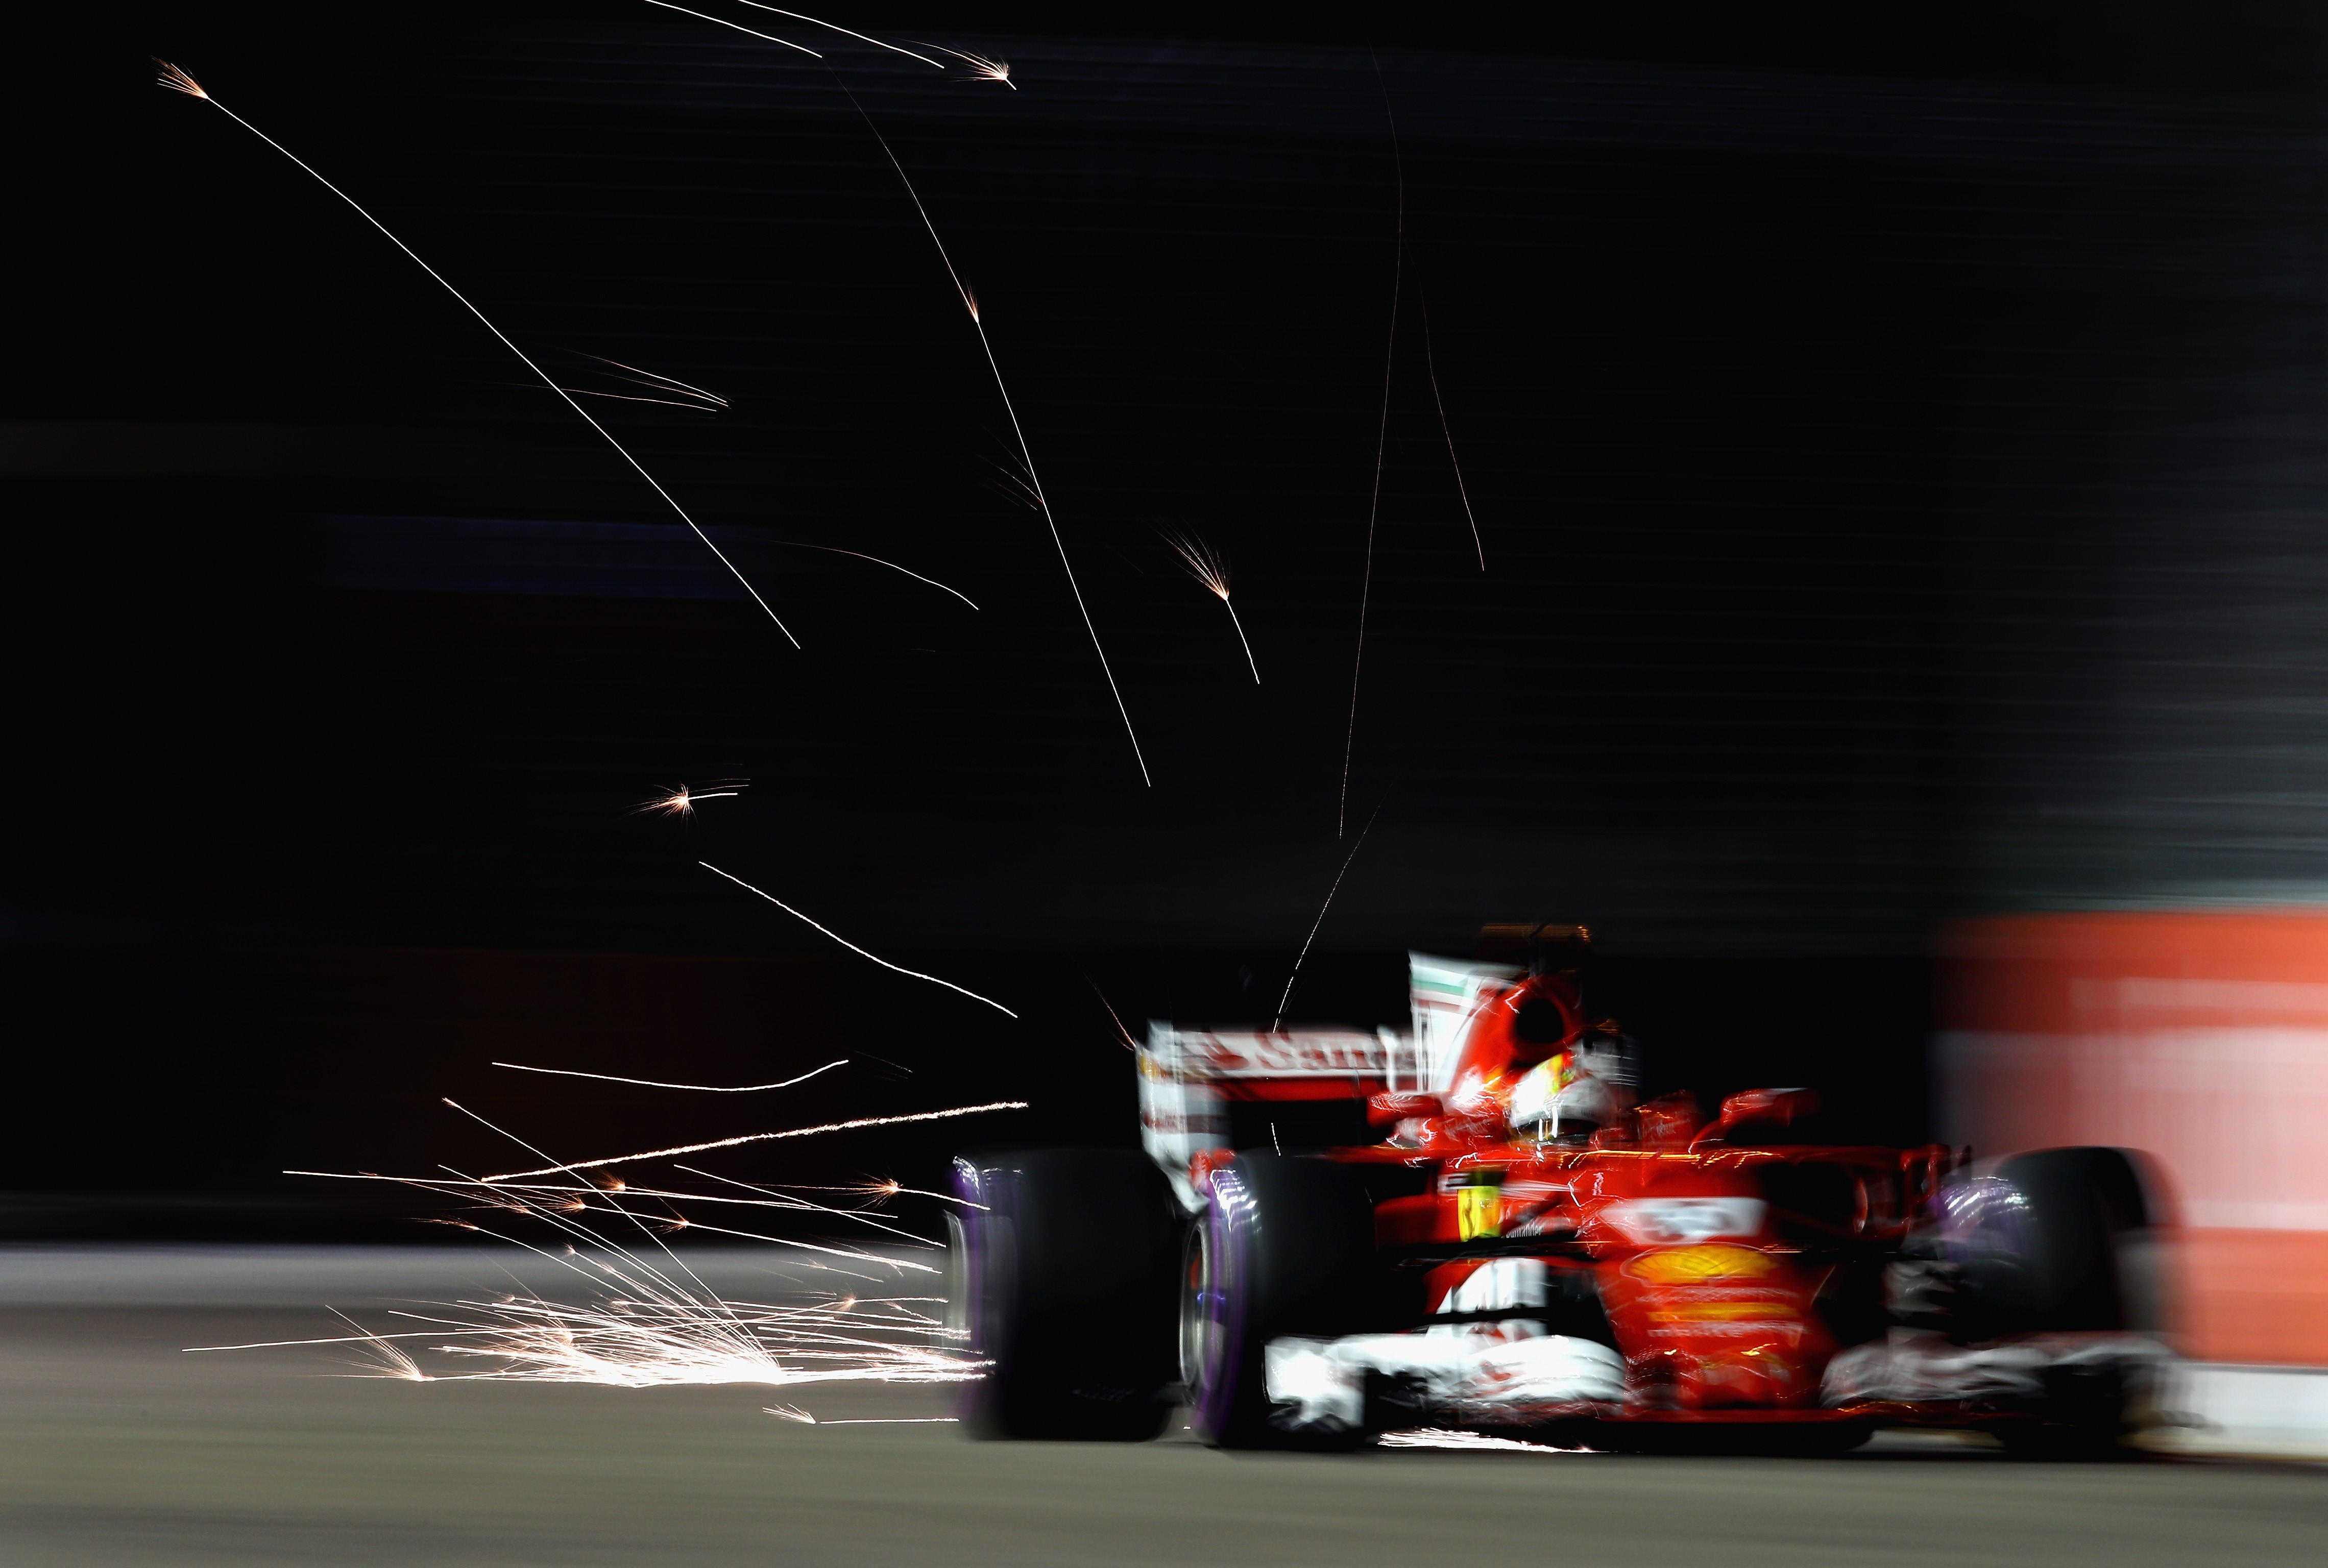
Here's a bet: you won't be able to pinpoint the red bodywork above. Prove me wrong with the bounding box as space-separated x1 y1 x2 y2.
1291 970 1956 1425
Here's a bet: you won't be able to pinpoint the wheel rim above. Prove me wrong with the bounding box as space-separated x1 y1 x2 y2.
1179 1219 1220 1405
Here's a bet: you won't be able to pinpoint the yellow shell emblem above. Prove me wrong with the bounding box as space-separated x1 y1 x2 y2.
1623 1243 1780 1285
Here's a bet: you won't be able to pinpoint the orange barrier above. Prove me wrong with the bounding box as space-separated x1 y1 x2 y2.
1942 911 2328 1367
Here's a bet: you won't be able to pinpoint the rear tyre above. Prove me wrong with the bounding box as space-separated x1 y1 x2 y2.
951 1149 1181 1440
1181 1153 1379 1449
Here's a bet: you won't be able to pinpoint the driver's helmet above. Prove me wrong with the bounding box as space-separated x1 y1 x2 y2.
1507 1033 1641 1142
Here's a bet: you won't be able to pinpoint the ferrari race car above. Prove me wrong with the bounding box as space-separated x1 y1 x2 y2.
949 927 2170 1455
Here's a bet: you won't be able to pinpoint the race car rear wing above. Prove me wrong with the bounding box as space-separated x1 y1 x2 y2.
1405 950 1523 1094
1137 951 1521 1208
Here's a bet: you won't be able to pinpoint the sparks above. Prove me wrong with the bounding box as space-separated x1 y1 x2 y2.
1274 792 1390 1031
231 1144 981 1390
478 1100 1031 1182
730 3 950 69
154 61 800 646
1087 975 1139 1052
1165 532 1259 683
698 861 1017 1016
578 353 729 409
912 41 1014 89
828 79 1150 786
491 1059 849 1092
1341 50 1405 835
635 782 744 820
856 1178 989 1211
639 2 821 57
769 543 978 610
1418 295 1485 571
553 353 728 413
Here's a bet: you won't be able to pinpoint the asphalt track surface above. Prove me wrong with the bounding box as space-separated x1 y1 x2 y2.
3 1247 2324 1567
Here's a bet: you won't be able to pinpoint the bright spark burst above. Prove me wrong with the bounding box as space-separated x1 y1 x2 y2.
913 41 1014 89
855 1178 989 1211
155 60 206 97
492 1060 848 1092
476 1099 1030 1183
635 782 744 820
154 61 800 647
1164 532 1259 683
698 861 1018 1016
229 1103 988 1390
192 1268 974 1390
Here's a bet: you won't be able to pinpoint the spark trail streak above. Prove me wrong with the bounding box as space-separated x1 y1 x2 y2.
556 388 717 410
640 2 820 56
832 78 1150 785
278 1170 935 1267
699 862 1016 1015
730 3 950 69
579 353 729 408
479 1100 1032 1181
492 1060 850 1091
1340 58 1403 836
769 543 979 609
1166 533 1259 683
154 61 799 646
261 1105 984 1388
1088 976 1139 1051
1420 295 1485 571
1274 793 1388 1030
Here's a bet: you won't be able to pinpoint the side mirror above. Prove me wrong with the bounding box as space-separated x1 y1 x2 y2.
1690 1087 1820 1150
1367 1092 1443 1130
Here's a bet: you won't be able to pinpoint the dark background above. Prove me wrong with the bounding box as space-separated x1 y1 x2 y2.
7 3 2325 1236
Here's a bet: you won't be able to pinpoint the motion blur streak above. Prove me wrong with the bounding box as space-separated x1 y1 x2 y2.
1945 912 2328 1375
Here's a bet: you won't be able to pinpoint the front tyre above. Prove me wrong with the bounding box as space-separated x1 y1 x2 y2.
1181 1153 1378 1449
1966 1146 2160 1460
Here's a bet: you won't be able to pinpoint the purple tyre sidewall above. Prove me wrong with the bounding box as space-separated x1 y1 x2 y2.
1189 1163 1256 1441
950 1157 998 1422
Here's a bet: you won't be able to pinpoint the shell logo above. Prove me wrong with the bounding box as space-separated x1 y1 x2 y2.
1623 1244 1781 1285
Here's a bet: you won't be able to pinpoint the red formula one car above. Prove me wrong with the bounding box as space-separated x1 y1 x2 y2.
950 927 2169 1455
